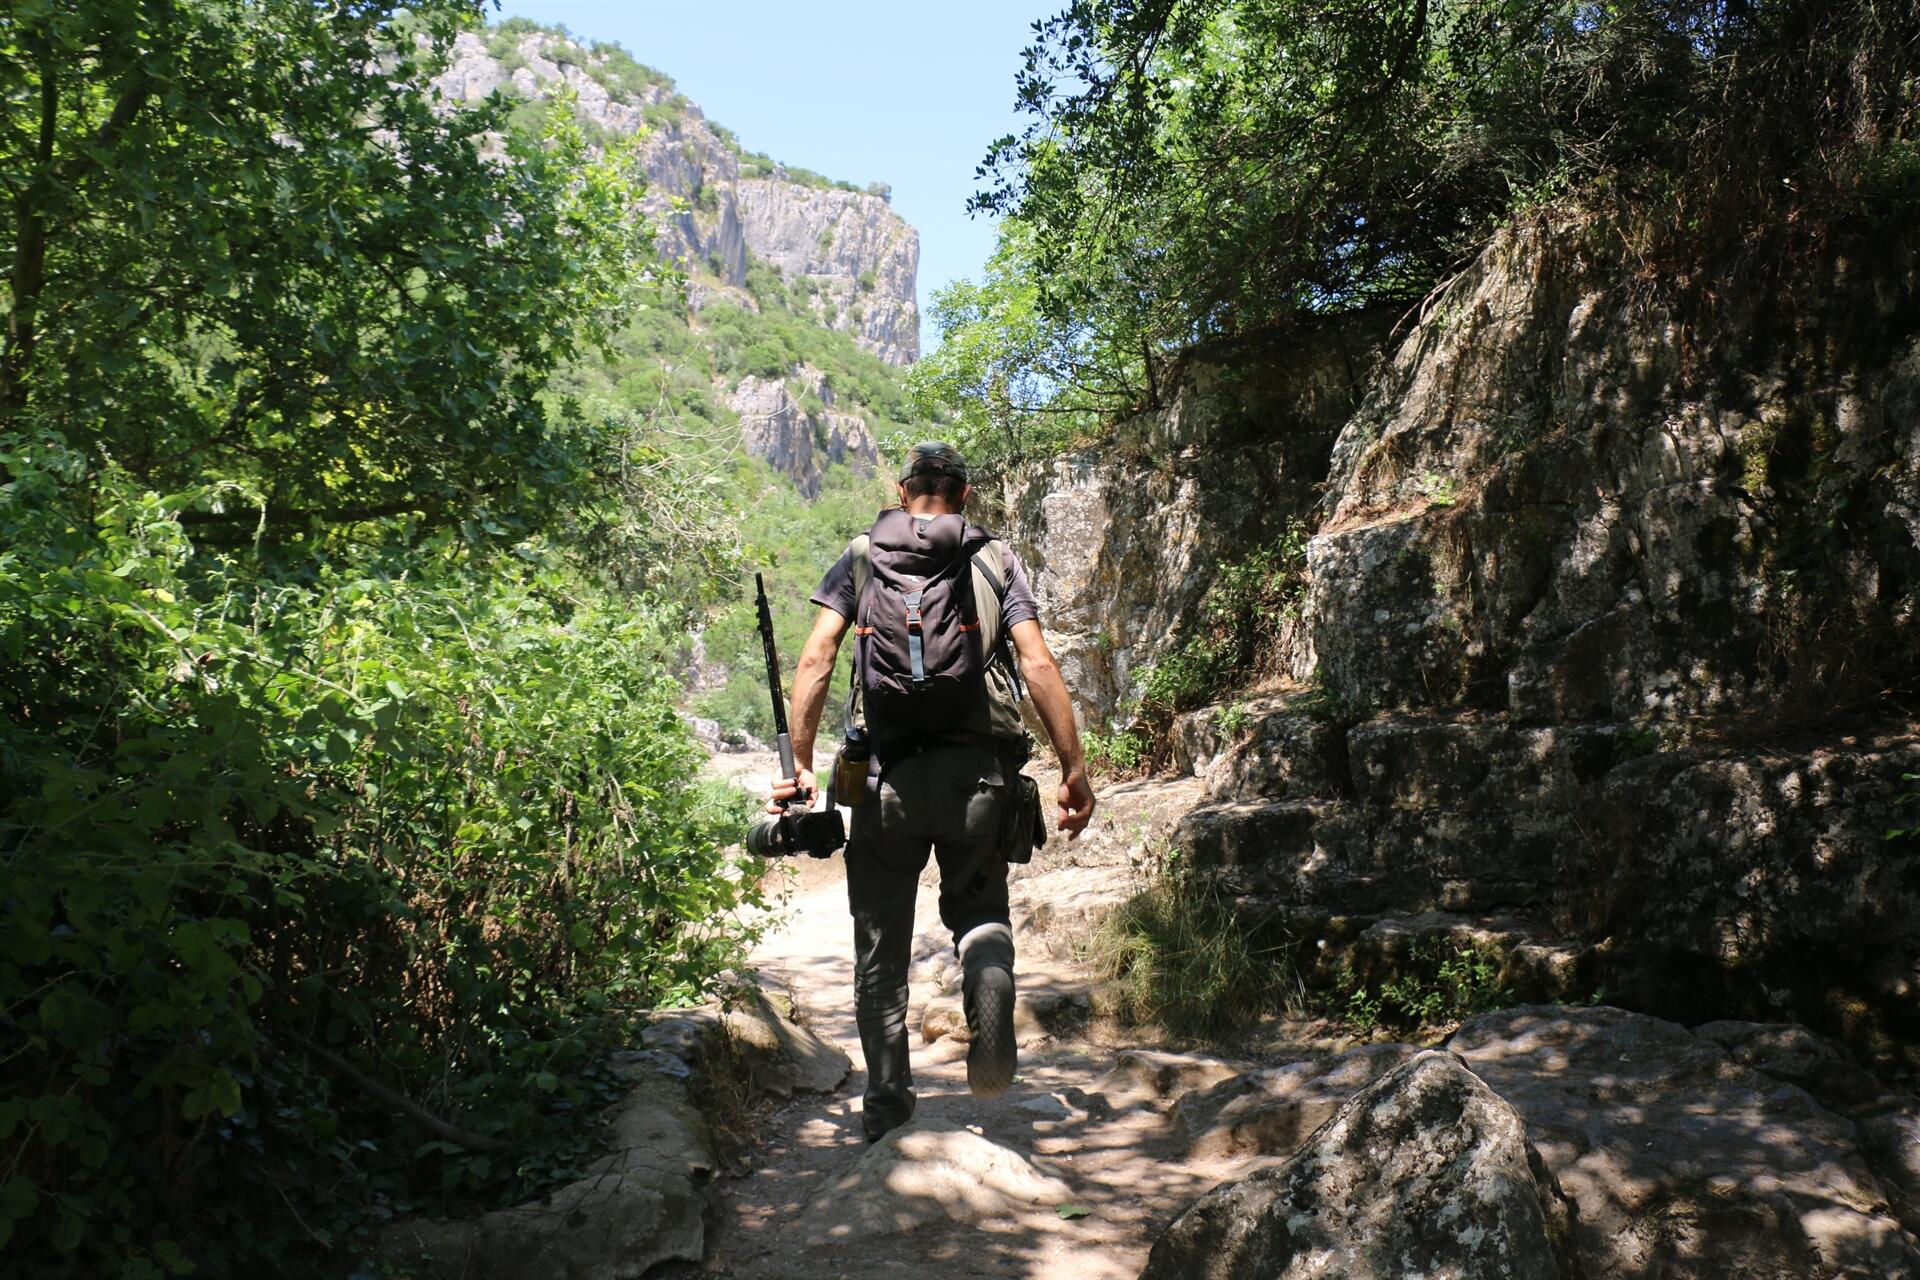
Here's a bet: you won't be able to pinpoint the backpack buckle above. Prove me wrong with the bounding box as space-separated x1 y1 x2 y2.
903 590 927 687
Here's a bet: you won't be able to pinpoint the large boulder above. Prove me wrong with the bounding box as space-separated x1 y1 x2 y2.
1142 1051 1571 1280
1170 1042 1421 1161
1447 1006 1920 1278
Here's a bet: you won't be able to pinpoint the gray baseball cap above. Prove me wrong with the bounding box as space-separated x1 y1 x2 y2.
898 440 969 484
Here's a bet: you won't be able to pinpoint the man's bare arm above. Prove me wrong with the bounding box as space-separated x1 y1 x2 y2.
1010 619 1095 837
788 605 850 775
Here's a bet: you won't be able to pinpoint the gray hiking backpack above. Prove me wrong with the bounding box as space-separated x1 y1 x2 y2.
848 509 1025 743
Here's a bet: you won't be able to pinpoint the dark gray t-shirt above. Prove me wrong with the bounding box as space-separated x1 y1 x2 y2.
811 528 1040 630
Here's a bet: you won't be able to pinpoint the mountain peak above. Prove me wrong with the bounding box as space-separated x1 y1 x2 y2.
436 26 919 365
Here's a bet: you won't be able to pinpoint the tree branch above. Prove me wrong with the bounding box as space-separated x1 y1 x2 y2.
282 1031 511 1154
1 53 60 416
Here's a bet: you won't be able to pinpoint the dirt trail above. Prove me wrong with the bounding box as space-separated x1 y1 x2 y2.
696 753 1252 1279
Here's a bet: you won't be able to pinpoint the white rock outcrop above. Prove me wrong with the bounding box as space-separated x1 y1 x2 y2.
432 31 917 365
726 364 880 497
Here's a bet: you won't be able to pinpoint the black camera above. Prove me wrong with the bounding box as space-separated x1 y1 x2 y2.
746 806 846 859
747 572 849 860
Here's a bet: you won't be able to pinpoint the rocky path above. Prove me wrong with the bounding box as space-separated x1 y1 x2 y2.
393 755 1920 1278
690 753 1920 1280
698 754 1244 1279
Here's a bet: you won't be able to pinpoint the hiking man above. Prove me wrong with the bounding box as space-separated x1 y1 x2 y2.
764 441 1096 1141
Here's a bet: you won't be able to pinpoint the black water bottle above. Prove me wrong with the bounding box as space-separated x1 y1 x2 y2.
835 725 871 807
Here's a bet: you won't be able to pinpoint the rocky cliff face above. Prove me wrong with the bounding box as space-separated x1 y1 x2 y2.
434 30 918 366
734 180 919 366
1006 316 1387 718
1008 221 1920 1066
726 364 880 499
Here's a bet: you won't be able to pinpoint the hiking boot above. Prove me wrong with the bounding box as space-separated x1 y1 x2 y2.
862 1107 910 1143
965 963 1017 1099
958 922 1017 1099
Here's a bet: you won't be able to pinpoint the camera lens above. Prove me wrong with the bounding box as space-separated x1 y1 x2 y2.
744 814 788 858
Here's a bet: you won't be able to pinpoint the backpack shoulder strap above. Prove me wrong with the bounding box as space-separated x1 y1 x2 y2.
849 532 871 616
971 539 1008 599
845 533 873 726
970 539 1024 700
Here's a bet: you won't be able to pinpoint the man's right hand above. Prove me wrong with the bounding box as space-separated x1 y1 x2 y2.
1057 769 1095 839
766 767 817 815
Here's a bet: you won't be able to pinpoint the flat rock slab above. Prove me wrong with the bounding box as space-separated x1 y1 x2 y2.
653 986 851 1098
1095 1049 1248 1107
802 1118 1073 1246
1447 1005 1920 1279
729 986 852 1096
1143 1051 1569 1280
383 1073 715 1280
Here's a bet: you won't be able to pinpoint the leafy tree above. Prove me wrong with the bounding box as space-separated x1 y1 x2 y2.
969 0 1920 427
1 0 656 546
0 3 756 1274
908 219 1141 477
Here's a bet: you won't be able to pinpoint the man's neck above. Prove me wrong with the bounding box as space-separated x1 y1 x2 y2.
903 498 960 518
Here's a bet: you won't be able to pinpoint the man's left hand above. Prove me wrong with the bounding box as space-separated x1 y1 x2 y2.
766 767 817 815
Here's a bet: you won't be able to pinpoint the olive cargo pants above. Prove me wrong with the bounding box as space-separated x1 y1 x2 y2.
844 742 1015 1139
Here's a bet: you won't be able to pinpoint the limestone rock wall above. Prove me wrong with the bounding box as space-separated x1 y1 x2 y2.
1305 224 1920 721
1004 317 1389 724
433 31 918 365
735 180 919 366
1006 222 1920 1064
726 364 879 499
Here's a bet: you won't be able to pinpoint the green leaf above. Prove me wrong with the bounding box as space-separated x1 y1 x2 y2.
0 1177 37 1221
1056 1203 1091 1220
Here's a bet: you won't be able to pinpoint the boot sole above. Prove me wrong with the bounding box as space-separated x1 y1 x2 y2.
967 967 1017 1100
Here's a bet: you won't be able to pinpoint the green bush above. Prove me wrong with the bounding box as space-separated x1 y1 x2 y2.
0 5 866 1273
1084 725 1149 778
1889 773 1920 843
1327 939 1509 1030
0 445 763 1272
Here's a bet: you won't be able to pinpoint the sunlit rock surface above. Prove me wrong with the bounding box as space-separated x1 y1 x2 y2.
1004 219 1920 1064
1143 1052 1571 1280
800 1118 1072 1245
433 30 918 365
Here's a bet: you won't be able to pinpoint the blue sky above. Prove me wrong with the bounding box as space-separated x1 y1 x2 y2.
494 0 1054 355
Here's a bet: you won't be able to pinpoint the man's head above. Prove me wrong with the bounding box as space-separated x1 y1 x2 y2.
896 440 971 512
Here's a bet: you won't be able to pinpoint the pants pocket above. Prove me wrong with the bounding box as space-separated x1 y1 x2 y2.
959 769 1006 843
